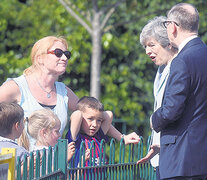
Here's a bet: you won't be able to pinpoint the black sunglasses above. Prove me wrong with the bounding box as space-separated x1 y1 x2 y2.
48 48 71 59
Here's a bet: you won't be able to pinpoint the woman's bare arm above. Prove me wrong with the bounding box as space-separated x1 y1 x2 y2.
0 80 21 103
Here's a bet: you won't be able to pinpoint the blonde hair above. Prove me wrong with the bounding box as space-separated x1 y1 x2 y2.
23 36 68 75
18 108 60 151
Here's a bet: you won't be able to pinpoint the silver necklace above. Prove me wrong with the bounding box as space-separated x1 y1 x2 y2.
36 79 55 98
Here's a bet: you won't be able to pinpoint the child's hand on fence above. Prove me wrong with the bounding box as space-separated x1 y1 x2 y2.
85 148 90 161
124 132 140 145
79 149 90 167
68 142 75 161
136 144 160 164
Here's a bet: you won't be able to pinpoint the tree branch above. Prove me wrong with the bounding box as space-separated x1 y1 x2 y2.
92 0 98 12
100 0 125 15
58 0 92 35
103 8 167 33
100 0 125 30
66 0 91 22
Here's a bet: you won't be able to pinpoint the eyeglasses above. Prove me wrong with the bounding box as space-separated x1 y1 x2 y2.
47 48 71 59
163 20 179 28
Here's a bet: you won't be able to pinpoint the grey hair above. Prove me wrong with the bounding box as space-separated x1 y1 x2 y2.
167 3 199 33
140 16 169 48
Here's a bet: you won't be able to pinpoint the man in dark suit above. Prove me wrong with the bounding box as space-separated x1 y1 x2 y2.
152 3 207 179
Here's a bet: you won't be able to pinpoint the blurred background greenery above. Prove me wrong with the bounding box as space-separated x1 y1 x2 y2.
1 0 207 140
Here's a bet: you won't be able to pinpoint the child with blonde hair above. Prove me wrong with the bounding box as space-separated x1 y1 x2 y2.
19 108 75 161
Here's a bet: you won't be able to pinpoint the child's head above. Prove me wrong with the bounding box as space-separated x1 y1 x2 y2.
0 102 24 139
77 96 104 136
20 108 61 150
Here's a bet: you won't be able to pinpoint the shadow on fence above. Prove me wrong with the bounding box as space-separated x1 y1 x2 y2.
16 137 156 180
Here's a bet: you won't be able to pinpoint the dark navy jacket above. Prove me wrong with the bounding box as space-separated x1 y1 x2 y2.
152 37 207 179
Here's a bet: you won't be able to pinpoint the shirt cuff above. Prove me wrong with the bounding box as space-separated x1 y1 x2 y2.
150 115 153 129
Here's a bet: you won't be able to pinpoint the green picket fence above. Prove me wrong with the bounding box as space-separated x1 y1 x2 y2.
16 137 156 180
16 139 67 180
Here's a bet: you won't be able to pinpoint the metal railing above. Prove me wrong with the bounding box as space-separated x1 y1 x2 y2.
16 138 156 180
16 139 67 180
67 137 156 180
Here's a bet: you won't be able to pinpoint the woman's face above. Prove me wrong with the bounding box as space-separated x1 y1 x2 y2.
41 41 69 76
145 38 170 66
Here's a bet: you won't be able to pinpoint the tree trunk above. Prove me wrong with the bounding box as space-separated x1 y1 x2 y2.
90 13 102 100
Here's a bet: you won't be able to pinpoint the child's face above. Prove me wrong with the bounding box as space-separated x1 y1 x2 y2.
45 120 61 147
80 107 104 136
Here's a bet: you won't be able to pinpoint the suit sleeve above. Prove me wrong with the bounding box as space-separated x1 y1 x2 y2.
152 57 191 132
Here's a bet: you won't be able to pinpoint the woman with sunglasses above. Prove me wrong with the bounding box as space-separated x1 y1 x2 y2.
0 36 77 150
0 36 140 151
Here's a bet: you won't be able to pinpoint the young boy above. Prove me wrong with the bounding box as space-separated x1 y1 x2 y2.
66 96 113 167
0 102 29 161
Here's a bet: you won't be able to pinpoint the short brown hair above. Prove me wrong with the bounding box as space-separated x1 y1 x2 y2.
0 102 24 136
77 96 104 112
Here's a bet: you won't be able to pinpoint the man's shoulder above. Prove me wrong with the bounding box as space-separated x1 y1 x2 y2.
181 37 207 54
